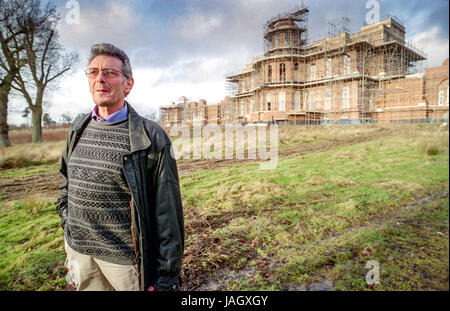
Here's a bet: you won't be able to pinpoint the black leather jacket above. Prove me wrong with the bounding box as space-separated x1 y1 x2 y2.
56 103 184 291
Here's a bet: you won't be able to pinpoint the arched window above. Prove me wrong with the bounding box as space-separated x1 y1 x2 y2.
309 92 315 111
266 93 271 111
294 91 300 110
268 65 272 83
278 92 286 111
294 33 299 46
342 86 350 108
310 63 316 80
294 62 299 81
438 90 444 106
325 88 331 110
280 63 286 82
344 55 350 75
303 92 307 110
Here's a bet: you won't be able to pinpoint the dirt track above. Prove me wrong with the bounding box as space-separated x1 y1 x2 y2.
0 173 61 203
0 127 392 204
177 127 391 175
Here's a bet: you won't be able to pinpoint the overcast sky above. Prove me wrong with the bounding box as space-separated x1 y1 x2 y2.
8 0 449 125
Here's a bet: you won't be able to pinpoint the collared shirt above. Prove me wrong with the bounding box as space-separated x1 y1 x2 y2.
91 102 128 123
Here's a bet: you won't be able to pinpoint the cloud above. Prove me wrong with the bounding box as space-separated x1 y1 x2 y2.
411 26 449 67
424 3 449 39
6 0 449 125
173 12 223 40
56 0 150 64
152 57 227 85
127 67 226 117
379 0 449 40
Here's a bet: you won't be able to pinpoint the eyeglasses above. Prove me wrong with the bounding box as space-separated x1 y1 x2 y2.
84 68 126 79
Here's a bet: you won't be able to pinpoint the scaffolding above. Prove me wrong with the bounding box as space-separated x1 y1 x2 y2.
160 6 447 131
219 7 446 129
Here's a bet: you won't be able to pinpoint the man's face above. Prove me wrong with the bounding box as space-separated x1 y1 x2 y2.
88 55 134 107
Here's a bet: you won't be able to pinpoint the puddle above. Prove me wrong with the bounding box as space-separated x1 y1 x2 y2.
193 266 257 291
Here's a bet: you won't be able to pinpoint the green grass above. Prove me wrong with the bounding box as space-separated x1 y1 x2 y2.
326 196 449 291
0 123 448 291
0 163 59 179
180 127 449 290
0 199 66 290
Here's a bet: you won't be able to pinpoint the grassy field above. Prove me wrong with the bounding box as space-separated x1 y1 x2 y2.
0 123 448 290
7 128 68 145
0 127 68 170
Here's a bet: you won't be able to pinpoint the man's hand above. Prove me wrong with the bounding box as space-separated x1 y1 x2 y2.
147 286 161 291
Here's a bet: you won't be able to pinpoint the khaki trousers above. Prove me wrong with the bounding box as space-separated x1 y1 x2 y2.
64 239 140 291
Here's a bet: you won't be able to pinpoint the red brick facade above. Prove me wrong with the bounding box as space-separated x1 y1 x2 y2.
161 8 448 129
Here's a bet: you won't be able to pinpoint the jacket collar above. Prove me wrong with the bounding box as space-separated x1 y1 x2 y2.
71 102 151 153
70 112 91 134
127 103 152 153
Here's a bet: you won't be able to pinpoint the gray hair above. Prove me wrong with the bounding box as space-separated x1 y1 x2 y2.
87 43 133 79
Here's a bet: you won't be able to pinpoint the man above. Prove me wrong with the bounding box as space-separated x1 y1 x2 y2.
56 43 184 291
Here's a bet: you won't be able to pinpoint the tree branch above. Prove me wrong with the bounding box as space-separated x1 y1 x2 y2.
12 70 33 108
45 66 70 86
40 30 54 81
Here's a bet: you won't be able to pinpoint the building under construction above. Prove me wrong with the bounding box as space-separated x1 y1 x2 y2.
161 6 449 128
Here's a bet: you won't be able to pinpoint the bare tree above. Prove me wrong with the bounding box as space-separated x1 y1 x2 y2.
42 112 55 127
60 112 72 125
11 1 78 143
0 0 29 147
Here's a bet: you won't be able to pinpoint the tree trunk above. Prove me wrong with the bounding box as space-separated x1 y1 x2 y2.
31 90 44 143
0 72 16 147
31 105 43 143
0 91 11 147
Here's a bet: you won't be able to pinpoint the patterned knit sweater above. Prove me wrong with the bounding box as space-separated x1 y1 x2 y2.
65 118 135 265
